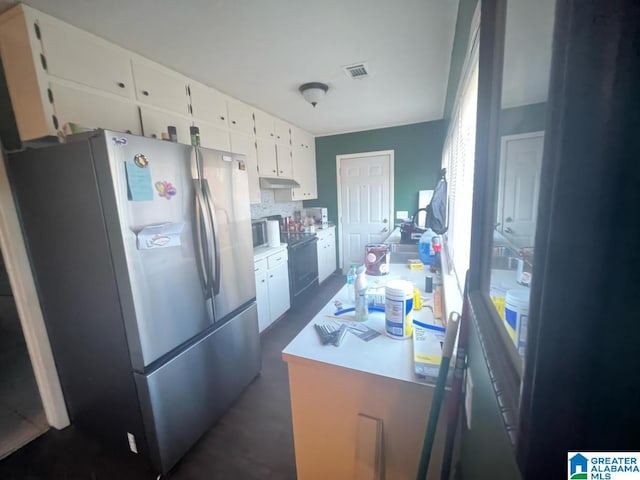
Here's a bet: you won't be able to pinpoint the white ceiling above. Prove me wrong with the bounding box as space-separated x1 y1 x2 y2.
18 0 459 136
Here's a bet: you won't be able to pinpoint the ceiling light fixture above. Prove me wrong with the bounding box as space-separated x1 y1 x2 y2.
299 82 329 108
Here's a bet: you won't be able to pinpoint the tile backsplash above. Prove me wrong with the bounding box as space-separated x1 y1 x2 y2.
250 190 303 219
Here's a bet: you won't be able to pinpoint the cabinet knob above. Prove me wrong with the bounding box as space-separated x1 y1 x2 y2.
232 120 237 124
142 90 149 96
270 274 274 278
261 279 265 283
117 82 125 88
151 134 157 138
272 170 276 173
270 133 274 137
220 116 225 120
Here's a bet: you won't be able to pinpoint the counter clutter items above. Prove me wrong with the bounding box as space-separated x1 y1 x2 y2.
282 262 453 480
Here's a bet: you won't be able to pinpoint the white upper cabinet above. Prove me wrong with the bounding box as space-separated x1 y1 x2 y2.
291 126 313 150
276 144 293 178
254 110 276 140
227 100 255 135
51 82 141 136
196 121 231 151
274 119 291 145
188 82 228 129
37 18 133 98
230 132 261 204
132 59 189 115
275 139 317 201
0 3 314 163
256 139 278 177
255 111 291 146
139 106 190 144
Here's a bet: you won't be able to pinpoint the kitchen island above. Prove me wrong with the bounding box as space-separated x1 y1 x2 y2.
282 264 450 480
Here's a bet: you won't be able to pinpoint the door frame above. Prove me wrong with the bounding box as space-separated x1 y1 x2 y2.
336 150 394 273
0 156 69 429
496 131 545 235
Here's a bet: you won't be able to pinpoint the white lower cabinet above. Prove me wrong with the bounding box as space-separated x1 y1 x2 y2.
254 248 290 332
316 226 336 284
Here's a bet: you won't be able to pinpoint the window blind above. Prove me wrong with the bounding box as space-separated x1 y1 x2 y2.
443 13 479 291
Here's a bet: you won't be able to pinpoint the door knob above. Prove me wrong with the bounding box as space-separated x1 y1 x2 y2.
383 218 388 223
505 227 514 234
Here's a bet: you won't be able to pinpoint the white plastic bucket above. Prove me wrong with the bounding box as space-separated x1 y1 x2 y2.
504 289 530 357
385 280 414 339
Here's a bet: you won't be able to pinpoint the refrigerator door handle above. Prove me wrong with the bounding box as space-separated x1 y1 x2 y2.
193 180 213 298
202 179 221 296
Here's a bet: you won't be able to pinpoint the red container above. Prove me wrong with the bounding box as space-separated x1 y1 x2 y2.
365 244 390 276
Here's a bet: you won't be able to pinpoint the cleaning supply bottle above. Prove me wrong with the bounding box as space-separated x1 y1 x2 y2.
354 265 368 322
346 263 358 303
418 230 435 265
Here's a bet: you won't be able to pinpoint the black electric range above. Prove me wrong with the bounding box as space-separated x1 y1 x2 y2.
266 216 319 306
281 231 317 247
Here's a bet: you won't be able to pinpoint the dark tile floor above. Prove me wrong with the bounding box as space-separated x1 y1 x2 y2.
0 327 48 460
0 274 345 480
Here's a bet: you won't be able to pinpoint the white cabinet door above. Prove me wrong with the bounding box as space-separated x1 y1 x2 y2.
317 237 328 284
325 231 336 280
274 119 291 146
227 100 255 135
257 139 278 177
255 270 270 333
139 106 191 144
253 110 276 140
132 60 189 115
277 145 316 201
230 132 260 204
316 228 336 284
197 121 231 151
276 144 293 178
51 82 141 135
268 261 290 322
38 19 133 98
306 144 318 199
188 83 228 129
291 126 313 149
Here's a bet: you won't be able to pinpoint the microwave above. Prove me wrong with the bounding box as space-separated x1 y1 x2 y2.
251 218 268 248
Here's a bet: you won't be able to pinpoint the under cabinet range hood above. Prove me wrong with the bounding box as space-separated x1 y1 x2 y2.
259 177 300 189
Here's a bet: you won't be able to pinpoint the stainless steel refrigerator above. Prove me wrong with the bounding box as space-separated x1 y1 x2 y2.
7 130 261 473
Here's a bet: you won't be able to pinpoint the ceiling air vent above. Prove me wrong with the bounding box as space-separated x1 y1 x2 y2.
343 63 370 79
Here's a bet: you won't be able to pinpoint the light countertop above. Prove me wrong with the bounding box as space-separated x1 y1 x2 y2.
282 263 445 386
253 243 287 262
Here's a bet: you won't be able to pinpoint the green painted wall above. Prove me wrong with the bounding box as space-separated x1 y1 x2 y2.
304 121 445 228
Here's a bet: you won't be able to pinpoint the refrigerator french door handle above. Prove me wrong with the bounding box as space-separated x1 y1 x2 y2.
202 179 221 296
193 180 213 298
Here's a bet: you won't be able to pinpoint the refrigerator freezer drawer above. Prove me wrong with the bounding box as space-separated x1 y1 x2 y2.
134 303 261 473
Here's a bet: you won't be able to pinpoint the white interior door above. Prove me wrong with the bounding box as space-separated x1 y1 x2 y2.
498 132 544 247
338 151 393 273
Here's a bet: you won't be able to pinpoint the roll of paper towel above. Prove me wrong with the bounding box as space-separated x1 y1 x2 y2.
267 220 280 247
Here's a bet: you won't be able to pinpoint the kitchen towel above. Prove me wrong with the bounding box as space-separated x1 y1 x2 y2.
267 220 280 247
